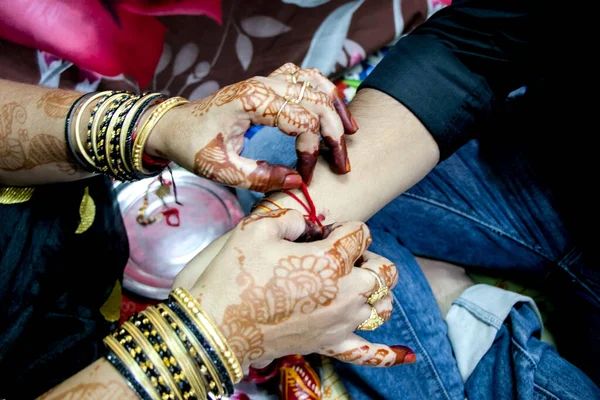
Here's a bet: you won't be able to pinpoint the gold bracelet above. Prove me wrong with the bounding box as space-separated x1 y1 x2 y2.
132 97 189 176
123 321 183 400
145 307 207 400
171 288 243 384
104 335 162 400
253 205 274 214
74 92 110 171
120 93 164 174
260 198 284 209
157 304 226 399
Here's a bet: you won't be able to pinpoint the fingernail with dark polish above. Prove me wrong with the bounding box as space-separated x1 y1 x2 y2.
296 150 318 185
283 174 303 190
322 223 335 239
296 221 326 243
391 346 416 365
350 116 359 133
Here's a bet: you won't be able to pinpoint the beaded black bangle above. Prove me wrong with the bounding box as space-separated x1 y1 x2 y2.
95 93 132 173
111 327 167 395
124 94 167 179
86 91 119 165
156 304 221 399
129 312 194 397
166 297 235 397
109 95 142 181
64 92 95 171
105 349 153 400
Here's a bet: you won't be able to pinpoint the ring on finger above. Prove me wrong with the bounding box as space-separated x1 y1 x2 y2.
364 268 389 306
290 70 299 84
285 81 311 104
357 306 385 331
274 98 289 127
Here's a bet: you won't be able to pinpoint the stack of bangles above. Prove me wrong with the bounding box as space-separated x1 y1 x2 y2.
104 288 243 400
65 90 189 180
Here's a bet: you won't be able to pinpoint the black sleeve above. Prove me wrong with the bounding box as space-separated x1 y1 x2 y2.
360 0 542 159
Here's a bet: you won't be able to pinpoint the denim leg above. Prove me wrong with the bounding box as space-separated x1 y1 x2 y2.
333 228 465 400
447 285 600 399
368 139 600 383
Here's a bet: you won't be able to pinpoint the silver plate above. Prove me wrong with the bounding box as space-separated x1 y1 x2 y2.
115 167 244 299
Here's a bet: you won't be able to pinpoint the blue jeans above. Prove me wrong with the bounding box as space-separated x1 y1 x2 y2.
237 127 600 399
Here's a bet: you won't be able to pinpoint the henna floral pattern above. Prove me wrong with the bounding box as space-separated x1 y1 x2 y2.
240 208 290 230
36 90 79 118
0 100 75 172
194 132 246 186
217 227 367 364
37 381 137 400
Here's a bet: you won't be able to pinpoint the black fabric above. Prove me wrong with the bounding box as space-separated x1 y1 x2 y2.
0 175 129 399
360 0 544 160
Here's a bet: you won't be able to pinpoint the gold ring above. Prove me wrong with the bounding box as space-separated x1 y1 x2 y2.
286 81 311 104
290 70 298 84
254 205 273 214
357 306 385 331
364 269 389 306
261 198 284 209
274 99 289 127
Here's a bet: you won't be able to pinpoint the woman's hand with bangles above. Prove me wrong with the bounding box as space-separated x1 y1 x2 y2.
146 63 358 192
174 209 416 372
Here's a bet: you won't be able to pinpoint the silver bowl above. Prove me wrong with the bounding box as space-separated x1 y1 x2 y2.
114 166 244 299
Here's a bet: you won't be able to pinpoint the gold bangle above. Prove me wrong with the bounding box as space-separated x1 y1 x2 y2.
132 97 189 176
145 307 208 400
91 92 128 160
104 335 162 400
253 205 274 214
157 304 225 399
260 198 284 210
122 321 183 400
74 92 109 170
105 96 137 178
171 288 243 384
120 93 164 173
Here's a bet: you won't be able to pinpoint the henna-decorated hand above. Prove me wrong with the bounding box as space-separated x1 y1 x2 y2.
174 209 415 372
147 63 357 192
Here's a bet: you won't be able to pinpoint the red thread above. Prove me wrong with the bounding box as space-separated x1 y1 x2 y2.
283 182 323 227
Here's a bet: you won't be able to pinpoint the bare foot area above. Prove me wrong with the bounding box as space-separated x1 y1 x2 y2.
416 257 474 318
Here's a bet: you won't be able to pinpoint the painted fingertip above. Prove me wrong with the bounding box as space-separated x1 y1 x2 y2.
296 150 318 185
322 223 335 239
391 346 416 365
282 174 303 190
296 220 326 243
350 116 359 133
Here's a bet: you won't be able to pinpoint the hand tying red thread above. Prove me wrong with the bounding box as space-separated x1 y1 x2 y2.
283 182 323 227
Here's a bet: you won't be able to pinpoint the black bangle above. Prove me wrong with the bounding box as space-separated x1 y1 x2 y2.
109 95 142 181
64 92 95 171
105 349 153 400
95 93 132 174
129 312 194 396
166 297 235 397
86 91 120 166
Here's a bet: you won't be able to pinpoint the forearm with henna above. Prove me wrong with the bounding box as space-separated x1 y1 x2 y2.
0 79 95 185
36 359 138 400
176 88 440 281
